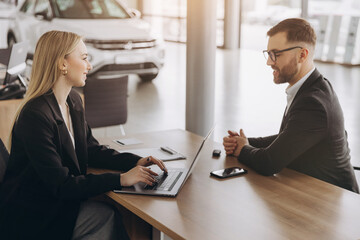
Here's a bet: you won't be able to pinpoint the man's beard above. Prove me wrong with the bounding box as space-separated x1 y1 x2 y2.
272 57 298 84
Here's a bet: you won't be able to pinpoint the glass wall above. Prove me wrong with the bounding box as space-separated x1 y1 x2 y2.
240 0 360 64
141 0 225 46
241 0 301 50
307 0 360 64
136 0 360 63
242 0 301 26
140 0 301 49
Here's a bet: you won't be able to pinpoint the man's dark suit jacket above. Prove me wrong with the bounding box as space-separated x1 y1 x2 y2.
239 69 359 193
0 90 141 239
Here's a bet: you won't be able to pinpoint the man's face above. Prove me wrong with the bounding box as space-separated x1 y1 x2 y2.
266 32 300 85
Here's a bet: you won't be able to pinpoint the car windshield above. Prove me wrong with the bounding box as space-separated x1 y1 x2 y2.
53 0 131 19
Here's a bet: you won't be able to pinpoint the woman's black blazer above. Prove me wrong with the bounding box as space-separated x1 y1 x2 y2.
0 90 140 239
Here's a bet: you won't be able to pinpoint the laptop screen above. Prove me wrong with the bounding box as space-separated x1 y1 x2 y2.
180 125 216 186
3 41 28 85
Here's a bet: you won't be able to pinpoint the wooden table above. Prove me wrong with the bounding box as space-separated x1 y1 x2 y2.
90 129 360 240
0 98 21 145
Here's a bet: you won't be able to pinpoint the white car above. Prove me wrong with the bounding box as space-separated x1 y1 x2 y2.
7 0 165 81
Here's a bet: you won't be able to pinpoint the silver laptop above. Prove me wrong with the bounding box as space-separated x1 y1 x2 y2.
3 41 29 85
114 127 215 197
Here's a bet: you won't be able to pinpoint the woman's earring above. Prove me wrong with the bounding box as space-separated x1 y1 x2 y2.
62 69 68 75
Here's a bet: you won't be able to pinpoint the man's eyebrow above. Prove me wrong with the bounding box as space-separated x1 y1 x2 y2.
81 53 88 57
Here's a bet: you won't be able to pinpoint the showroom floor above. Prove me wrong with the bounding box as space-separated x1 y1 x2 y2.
92 41 360 172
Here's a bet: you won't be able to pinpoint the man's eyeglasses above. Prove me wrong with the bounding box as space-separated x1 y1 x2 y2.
263 46 303 62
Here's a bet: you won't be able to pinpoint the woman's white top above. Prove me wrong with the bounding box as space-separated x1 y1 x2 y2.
59 103 75 148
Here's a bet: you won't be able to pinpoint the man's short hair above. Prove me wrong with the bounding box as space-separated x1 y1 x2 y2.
267 18 316 46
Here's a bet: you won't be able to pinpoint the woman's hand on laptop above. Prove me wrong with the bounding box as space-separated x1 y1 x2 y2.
120 156 168 187
137 156 168 173
120 165 158 186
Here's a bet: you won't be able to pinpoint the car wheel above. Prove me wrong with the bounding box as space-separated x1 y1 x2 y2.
7 34 17 48
138 73 158 81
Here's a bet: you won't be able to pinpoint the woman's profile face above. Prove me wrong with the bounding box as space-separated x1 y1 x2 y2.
64 40 92 87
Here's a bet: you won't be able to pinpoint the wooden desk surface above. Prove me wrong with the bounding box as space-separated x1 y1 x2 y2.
0 98 22 144
91 129 360 240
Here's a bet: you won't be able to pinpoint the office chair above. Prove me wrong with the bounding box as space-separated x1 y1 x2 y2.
84 75 128 135
0 138 9 184
0 48 11 66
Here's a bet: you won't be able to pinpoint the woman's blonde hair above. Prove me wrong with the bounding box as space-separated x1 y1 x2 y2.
8 30 82 149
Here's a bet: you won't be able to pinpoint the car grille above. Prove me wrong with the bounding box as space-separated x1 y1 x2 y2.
98 62 157 71
85 39 157 50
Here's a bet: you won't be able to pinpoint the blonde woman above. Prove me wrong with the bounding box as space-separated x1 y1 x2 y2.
0 31 167 239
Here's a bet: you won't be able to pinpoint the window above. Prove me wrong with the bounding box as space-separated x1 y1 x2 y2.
20 0 36 14
142 0 224 46
34 0 51 17
104 0 128 18
53 0 130 19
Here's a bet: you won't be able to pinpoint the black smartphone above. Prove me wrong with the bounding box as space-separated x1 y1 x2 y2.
210 167 247 178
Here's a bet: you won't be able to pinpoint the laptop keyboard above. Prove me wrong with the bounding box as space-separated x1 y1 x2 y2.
144 170 183 191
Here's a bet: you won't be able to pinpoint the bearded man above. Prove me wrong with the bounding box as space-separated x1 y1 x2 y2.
223 18 359 193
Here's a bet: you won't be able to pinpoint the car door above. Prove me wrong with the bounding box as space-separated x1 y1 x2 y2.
11 0 53 54
10 0 36 46
29 0 54 53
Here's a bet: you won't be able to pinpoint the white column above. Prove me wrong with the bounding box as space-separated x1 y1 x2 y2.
301 0 309 19
223 0 241 49
186 0 217 137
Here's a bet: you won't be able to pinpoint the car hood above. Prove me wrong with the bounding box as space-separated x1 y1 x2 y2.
50 18 154 40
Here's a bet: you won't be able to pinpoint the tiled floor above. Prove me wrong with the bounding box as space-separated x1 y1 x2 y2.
92 41 360 170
